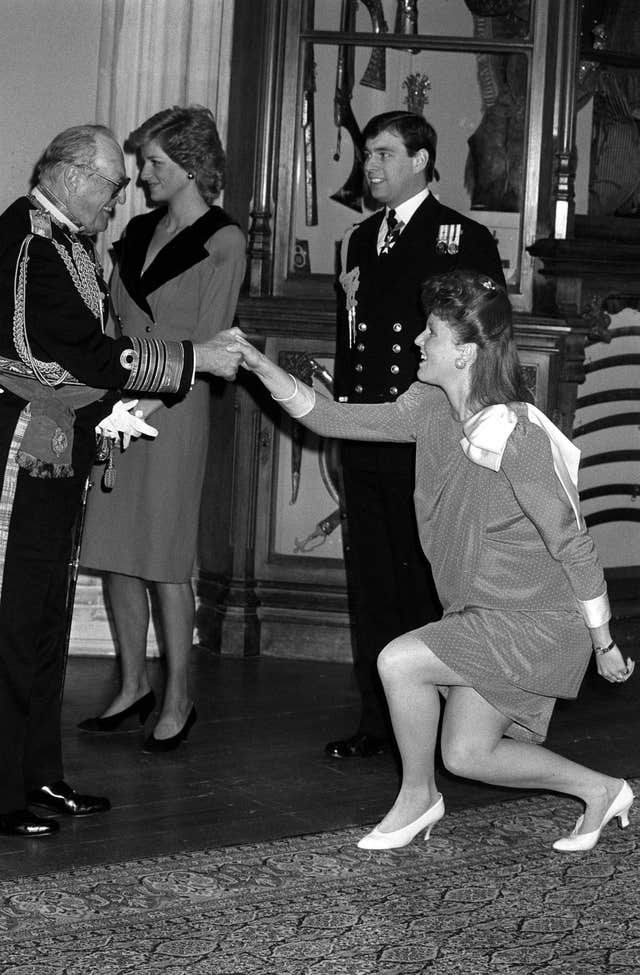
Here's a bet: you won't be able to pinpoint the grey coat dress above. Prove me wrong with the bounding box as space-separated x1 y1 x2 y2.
81 207 245 583
298 382 607 742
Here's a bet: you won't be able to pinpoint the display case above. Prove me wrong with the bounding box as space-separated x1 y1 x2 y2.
246 0 558 312
199 0 604 658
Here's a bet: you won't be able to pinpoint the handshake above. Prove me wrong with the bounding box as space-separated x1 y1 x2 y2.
194 326 261 379
97 329 267 453
200 327 314 418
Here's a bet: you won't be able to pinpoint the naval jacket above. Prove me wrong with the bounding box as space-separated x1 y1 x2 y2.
0 196 195 399
334 193 505 472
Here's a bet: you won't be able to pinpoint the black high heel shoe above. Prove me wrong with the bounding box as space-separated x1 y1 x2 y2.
78 690 156 733
142 705 197 753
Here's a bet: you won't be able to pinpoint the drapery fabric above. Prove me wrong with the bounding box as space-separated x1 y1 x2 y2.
94 0 234 269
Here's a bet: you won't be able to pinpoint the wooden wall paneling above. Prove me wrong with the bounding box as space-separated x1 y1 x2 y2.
251 333 351 661
197 378 262 657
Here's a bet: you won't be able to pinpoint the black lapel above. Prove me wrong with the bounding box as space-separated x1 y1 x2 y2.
115 207 236 321
141 206 234 297
113 209 163 321
351 210 384 277
379 194 442 263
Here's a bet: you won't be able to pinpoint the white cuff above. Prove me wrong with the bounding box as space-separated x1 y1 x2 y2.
578 591 611 628
271 375 315 418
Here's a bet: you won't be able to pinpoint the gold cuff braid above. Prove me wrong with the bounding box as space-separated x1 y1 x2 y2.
121 337 185 394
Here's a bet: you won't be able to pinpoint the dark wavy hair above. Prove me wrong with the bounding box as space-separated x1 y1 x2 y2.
362 111 439 182
420 269 532 410
127 105 225 204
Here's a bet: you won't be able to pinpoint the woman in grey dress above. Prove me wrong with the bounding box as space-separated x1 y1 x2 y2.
227 270 635 852
79 107 245 750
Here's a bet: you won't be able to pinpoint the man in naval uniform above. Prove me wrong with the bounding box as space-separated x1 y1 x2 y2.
0 124 241 835
327 111 505 759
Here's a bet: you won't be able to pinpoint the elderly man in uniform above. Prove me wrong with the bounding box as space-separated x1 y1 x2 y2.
0 123 241 836
327 111 505 759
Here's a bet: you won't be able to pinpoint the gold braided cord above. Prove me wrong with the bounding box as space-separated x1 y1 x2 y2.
25 194 105 320
51 239 103 320
12 236 72 386
12 229 105 388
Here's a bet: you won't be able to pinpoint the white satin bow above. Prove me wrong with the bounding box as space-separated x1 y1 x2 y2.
459 403 583 528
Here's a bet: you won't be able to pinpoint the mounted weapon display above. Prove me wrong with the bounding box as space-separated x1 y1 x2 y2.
280 352 344 554
330 0 366 212
394 0 420 53
402 71 431 115
301 38 319 226
359 0 389 91
301 0 318 226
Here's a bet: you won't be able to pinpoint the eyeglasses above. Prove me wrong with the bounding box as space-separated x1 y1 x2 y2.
80 167 131 199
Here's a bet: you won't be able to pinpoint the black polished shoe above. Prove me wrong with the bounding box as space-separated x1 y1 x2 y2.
27 781 111 817
0 809 60 837
142 705 197 754
324 732 387 759
77 689 156 733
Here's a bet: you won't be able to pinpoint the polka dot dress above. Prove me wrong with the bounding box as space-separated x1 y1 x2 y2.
304 384 606 742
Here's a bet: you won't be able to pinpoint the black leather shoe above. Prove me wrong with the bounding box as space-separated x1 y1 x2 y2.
142 705 197 753
78 689 156 733
0 809 60 837
27 781 111 817
324 732 387 759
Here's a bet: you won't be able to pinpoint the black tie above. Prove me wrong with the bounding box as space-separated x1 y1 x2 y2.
381 209 402 255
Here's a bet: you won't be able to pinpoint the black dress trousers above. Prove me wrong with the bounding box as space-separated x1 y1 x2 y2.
341 457 441 738
0 394 97 812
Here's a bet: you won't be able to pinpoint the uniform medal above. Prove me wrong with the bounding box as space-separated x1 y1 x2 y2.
436 223 462 255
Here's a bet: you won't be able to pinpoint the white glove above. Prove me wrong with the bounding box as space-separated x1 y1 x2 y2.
96 400 158 450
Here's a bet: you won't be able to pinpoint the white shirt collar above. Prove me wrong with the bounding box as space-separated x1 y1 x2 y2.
387 187 430 227
31 186 82 233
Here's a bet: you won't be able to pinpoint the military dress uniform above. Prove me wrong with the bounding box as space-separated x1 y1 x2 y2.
0 192 196 815
333 191 505 743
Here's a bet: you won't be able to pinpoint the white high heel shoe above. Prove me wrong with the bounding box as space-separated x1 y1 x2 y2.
357 794 445 850
553 780 634 852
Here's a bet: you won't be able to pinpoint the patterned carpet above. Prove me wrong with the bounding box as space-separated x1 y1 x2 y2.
3 781 639 975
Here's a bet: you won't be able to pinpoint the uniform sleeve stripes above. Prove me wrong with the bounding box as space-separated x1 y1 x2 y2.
122 338 186 394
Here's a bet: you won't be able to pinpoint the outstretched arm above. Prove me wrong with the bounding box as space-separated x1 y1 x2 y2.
226 331 418 445
227 331 315 411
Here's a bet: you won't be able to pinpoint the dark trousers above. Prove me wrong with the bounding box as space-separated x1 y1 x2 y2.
0 455 86 812
341 464 441 739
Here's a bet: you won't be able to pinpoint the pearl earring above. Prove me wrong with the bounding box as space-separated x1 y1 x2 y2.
455 357 466 370
187 172 195 180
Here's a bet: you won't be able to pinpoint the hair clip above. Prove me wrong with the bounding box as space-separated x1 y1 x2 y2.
480 278 497 291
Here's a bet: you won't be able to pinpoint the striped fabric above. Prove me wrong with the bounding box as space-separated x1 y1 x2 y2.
0 407 30 598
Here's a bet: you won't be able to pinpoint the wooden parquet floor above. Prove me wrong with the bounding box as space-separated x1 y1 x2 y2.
0 613 638 881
